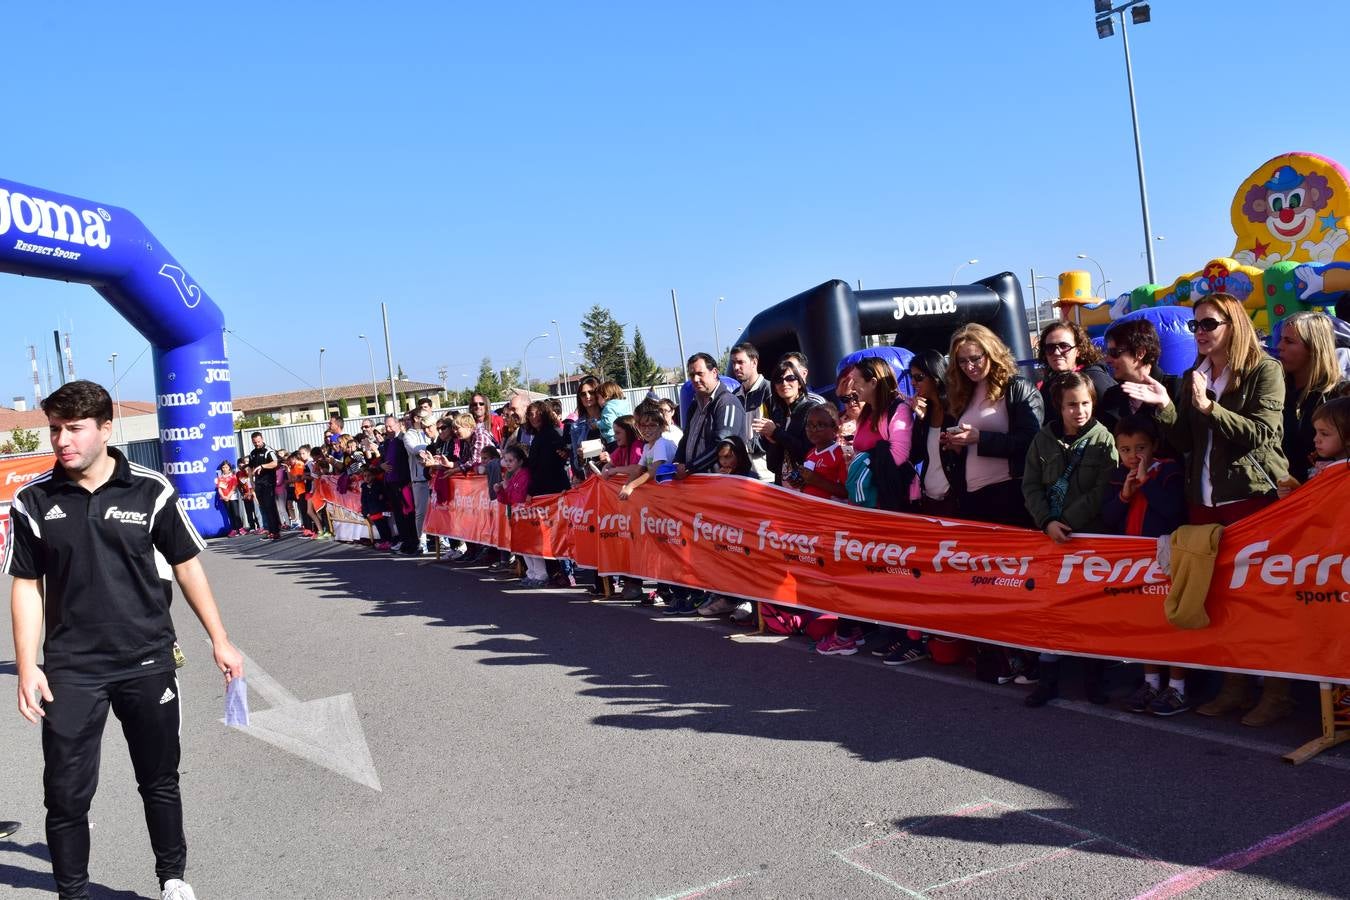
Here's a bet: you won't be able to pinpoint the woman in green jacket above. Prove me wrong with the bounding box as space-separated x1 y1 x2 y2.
1122 292 1292 726
1123 292 1289 523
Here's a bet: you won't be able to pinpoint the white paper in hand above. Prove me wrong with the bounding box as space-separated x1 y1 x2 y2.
224 677 250 727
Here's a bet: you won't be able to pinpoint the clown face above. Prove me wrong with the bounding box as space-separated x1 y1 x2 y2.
1241 165 1332 252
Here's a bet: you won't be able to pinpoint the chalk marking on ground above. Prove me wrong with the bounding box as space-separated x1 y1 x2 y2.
222 648 382 791
653 870 757 900
1130 797 1350 900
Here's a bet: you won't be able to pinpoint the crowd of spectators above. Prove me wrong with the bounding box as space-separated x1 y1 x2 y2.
218 298 1350 727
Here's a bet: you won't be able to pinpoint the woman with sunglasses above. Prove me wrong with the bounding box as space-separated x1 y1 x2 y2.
835 372 863 460
906 349 961 517
1035 321 1116 429
1123 293 1293 725
568 376 605 483
941 323 1044 527
1097 318 1176 428
752 357 824 486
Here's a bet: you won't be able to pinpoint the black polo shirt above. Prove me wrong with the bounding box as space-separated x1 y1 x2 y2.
2 447 205 684
248 444 279 484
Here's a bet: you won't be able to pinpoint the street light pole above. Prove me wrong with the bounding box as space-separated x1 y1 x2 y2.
952 259 979 283
670 289 687 369
108 353 124 445
319 347 327 422
1119 11 1157 283
358 334 379 416
713 296 724 362
522 333 549 393
1075 253 1110 298
381 302 398 414
550 320 565 396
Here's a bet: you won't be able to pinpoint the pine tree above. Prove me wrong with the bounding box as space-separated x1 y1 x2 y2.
473 357 503 401
579 305 627 385
629 328 663 387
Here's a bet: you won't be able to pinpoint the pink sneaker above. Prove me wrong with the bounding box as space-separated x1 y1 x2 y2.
815 634 858 656
375 541 393 551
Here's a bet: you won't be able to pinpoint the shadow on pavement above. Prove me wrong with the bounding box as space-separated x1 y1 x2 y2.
210 535 1350 896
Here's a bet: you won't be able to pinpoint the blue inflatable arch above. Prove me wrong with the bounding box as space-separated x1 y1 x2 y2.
0 178 232 536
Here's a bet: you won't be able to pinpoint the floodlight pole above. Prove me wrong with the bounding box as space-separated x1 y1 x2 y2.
1118 9 1157 284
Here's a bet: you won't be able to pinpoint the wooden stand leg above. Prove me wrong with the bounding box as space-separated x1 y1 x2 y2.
1284 683 1350 765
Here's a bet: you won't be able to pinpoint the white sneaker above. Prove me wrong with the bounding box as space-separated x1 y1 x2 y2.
162 879 198 900
730 601 754 622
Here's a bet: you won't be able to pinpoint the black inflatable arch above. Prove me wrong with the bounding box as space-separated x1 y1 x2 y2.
734 272 1032 390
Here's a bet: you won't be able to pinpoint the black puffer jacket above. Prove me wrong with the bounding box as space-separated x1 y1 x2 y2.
764 391 825 484
970 374 1045 480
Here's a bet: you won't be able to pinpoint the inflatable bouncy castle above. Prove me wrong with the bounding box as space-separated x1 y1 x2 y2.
1056 152 1350 337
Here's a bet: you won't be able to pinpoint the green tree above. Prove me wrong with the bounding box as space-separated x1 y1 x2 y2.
237 413 281 429
579 305 627 385
472 357 503 401
9 427 40 453
396 363 408 381
628 328 664 387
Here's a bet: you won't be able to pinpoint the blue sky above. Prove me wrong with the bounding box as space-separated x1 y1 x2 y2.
3 1 1348 403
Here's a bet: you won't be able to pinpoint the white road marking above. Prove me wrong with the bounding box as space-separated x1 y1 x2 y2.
226 649 382 791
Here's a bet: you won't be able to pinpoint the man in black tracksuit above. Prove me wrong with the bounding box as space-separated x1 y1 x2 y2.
5 380 244 900
675 352 751 474
247 431 282 539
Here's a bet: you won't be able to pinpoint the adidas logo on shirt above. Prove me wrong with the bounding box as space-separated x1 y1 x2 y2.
159 688 176 705
44 505 66 521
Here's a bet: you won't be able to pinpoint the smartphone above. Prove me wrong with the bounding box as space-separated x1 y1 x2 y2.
944 426 964 434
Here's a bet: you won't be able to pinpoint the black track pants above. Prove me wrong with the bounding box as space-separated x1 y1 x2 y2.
42 670 185 899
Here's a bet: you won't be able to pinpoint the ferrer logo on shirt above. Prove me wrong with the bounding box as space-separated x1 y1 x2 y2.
104 506 149 526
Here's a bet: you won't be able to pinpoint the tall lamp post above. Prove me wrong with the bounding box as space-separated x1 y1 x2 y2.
952 259 979 283
108 353 124 445
712 296 723 364
522 333 549 394
358 334 379 416
319 347 327 422
1094 0 1158 284
550 319 565 395
1075 253 1111 298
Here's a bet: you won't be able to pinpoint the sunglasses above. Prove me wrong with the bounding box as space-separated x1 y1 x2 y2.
470 402 485 408
1187 317 1228 334
1043 341 1075 357
840 392 861 404
1105 347 1130 359
956 353 987 369
909 371 927 384
772 373 800 384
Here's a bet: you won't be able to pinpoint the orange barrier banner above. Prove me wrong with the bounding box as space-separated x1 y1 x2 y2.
0 454 55 504
376 467 1350 682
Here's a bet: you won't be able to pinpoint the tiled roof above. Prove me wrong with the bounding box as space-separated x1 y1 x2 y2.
233 381 443 414
0 400 155 431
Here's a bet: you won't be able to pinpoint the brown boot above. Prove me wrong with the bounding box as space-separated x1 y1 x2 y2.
1241 678 1295 727
1196 674 1251 717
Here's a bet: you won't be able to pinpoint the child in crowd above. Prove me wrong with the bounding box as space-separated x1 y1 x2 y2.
216 461 244 536
235 457 260 533
715 435 753 477
596 380 633 449
606 415 645 469
1309 397 1350 477
611 402 682 603
497 444 548 587
1021 371 1118 707
789 404 848 500
1101 414 1189 715
658 398 683 443
360 463 395 549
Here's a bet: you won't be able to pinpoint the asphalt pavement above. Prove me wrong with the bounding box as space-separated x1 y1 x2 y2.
1 533 1348 899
